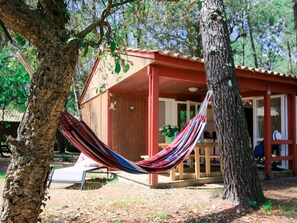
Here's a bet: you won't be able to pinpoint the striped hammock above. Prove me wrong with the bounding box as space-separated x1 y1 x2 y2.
58 91 213 174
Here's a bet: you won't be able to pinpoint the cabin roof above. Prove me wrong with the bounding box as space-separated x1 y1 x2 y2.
79 48 297 104
0 110 23 122
126 48 293 78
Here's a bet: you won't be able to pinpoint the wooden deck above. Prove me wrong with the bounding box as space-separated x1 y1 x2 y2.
113 166 294 189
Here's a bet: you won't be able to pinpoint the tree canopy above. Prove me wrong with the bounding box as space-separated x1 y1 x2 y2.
0 0 295 222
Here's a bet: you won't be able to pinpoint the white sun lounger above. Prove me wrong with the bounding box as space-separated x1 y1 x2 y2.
48 166 109 190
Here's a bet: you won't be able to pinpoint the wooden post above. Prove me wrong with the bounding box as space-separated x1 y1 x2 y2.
195 146 200 178
288 92 297 174
148 66 159 186
264 88 272 178
205 145 211 177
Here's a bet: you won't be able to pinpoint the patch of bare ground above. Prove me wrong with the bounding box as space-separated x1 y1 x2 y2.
0 158 297 223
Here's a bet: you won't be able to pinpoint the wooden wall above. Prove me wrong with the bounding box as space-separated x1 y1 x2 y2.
110 91 147 161
81 92 109 144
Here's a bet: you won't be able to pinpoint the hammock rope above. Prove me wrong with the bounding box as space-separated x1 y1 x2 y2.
58 90 213 174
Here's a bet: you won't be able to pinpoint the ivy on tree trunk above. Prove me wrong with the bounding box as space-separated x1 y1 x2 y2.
199 0 264 205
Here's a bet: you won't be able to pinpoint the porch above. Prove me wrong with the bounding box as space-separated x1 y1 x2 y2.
114 167 294 189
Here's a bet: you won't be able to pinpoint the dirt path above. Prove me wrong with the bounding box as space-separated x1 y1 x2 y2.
1 158 297 222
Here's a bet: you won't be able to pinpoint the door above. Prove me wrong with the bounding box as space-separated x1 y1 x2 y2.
176 101 200 130
159 98 175 143
253 95 288 168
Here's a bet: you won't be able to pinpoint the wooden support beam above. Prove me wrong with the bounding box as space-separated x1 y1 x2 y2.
287 93 297 174
148 65 159 186
264 88 272 178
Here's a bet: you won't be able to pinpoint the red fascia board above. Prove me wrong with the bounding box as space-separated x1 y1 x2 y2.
239 77 295 94
158 66 206 84
237 69 297 86
241 91 265 97
126 50 156 60
79 57 100 105
153 54 205 71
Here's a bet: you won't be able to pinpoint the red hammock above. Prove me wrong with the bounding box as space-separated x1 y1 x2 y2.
58 91 212 174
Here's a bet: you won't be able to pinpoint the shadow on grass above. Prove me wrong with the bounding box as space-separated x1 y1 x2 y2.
262 177 297 190
63 174 118 190
182 205 257 223
180 197 297 222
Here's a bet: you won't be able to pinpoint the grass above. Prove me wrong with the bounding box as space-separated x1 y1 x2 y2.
261 200 272 212
278 203 297 218
0 172 6 180
151 212 171 221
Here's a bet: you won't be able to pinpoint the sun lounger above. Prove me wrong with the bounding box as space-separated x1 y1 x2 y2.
48 165 109 190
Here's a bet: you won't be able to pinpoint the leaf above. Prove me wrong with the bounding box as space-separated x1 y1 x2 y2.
123 64 130 73
110 41 116 53
197 0 202 11
82 46 88 57
115 62 121 74
15 35 26 46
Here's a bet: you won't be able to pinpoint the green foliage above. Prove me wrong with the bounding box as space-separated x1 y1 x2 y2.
248 200 258 207
225 0 296 74
15 34 26 46
261 200 272 212
196 219 207 223
159 125 179 138
0 172 6 179
0 45 31 113
151 212 171 221
197 0 203 11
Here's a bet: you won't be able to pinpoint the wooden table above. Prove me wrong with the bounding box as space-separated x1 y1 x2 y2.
193 142 219 178
158 142 219 180
158 143 184 180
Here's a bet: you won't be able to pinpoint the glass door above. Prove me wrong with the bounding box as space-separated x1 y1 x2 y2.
253 95 288 168
176 101 200 131
158 98 175 143
187 101 200 121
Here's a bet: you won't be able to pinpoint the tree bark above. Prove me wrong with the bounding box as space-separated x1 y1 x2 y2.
1 0 134 221
0 1 79 222
246 10 258 68
293 0 297 71
199 0 264 205
293 0 297 48
286 41 293 74
1 42 79 223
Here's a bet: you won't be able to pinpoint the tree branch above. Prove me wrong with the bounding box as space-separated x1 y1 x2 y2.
76 0 135 41
0 18 13 43
0 0 46 46
39 0 68 29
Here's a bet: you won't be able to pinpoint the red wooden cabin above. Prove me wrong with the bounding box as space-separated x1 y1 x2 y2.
79 49 297 185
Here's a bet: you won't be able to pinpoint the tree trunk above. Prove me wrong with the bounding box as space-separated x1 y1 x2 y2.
246 12 258 68
293 0 297 48
287 41 293 74
293 0 297 70
1 42 79 223
199 0 264 205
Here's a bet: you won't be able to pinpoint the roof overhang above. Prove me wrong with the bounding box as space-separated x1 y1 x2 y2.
80 49 297 104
